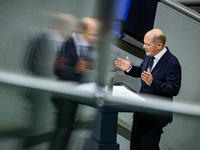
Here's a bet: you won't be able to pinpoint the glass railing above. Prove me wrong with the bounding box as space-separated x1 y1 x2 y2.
1 0 200 150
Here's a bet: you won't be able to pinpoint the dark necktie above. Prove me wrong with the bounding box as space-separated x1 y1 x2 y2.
147 56 155 71
79 46 91 61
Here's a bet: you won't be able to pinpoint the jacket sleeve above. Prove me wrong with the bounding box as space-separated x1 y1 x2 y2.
124 61 144 78
53 42 82 82
150 63 181 97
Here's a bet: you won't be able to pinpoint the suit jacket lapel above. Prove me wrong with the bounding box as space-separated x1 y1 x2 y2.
141 56 151 88
151 50 170 76
141 49 170 88
142 56 151 72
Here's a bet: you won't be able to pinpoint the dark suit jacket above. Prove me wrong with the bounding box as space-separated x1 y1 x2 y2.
125 47 181 129
54 38 82 82
54 37 93 82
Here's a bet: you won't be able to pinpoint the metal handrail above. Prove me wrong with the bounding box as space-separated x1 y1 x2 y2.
0 70 97 106
1 70 200 117
160 0 200 22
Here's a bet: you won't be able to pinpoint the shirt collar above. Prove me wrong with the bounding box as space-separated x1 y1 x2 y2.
45 29 64 43
154 47 167 60
72 32 90 47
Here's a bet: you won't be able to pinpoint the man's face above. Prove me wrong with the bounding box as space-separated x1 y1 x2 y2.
143 34 159 57
83 27 98 45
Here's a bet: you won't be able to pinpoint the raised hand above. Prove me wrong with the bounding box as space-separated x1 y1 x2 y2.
115 56 132 71
75 59 90 73
141 69 153 86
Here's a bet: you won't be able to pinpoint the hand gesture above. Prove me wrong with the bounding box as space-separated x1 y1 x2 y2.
54 56 69 68
115 56 132 71
75 58 90 73
141 69 153 86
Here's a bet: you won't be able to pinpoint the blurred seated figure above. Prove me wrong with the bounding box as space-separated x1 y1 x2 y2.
22 13 77 149
50 17 99 150
25 13 77 77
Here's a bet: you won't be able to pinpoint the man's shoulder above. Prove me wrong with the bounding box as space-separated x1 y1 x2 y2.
165 50 181 67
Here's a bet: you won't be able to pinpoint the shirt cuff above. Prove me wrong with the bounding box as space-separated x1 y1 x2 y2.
126 66 132 72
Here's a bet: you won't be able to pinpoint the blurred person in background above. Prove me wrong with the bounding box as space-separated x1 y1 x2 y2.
50 17 99 150
23 13 77 149
25 13 77 77
115 29 181 150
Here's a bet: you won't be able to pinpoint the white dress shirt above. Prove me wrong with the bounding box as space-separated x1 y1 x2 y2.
151 47 167 71
72 32 90 57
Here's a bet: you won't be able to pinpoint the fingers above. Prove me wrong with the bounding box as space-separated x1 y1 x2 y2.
142 69 151 75
115 58 124 65
115 57 132 71
141 71 148 80
76 60 90 73
141 70 153 86
126 56 130 63
141 71 150 79
115 58 124 68
54 57 69 68
117 58 124 61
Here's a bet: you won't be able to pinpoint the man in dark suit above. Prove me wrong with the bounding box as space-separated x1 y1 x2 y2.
25 13 77 77
50 17 99 150
115 29 181 150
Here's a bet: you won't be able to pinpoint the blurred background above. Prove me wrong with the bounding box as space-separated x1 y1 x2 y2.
0 0 200 150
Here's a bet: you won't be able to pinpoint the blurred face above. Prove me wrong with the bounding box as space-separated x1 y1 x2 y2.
143 34 159 57
83 26 98 45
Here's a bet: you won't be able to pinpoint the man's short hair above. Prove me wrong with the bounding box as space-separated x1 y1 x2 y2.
76 20 88 32
153 34 166 45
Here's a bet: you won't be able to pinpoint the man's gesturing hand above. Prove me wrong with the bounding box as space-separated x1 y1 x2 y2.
115 56 132 71
141 69 153 86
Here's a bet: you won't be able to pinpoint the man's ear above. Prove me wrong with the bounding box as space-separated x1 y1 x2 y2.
157 42 163 50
